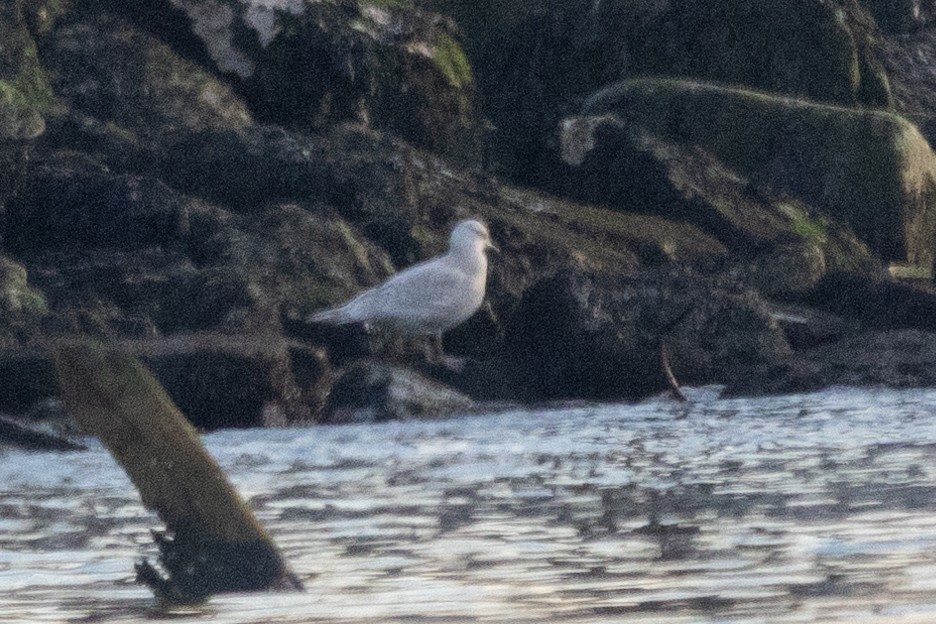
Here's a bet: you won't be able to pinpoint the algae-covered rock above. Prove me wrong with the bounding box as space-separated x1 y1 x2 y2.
429 0 889 182
0 0 55 202
584 78 936 267
0 81 46 140
153 0 483 163
0 0 58 121
38 13 253 171
0 256 48 327
556 114 883 296
631 0 892 107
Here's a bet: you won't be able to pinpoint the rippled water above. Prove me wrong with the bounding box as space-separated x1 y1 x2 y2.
5 386 936 623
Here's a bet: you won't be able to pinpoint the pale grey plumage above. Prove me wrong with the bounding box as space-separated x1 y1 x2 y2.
307 220 496 335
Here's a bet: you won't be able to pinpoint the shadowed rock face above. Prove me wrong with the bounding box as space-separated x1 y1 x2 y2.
503 269 791 402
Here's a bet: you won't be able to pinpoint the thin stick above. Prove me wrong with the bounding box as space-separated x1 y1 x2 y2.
660 341 687 402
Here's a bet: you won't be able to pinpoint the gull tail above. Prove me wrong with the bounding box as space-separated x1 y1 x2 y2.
306 305 354 325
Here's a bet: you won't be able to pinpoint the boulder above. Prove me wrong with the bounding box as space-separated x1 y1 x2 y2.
0 335 331 428
4 151 193 253
0 0 58 137
503 268 791 401
37 13 253 172
556 115 883 297
123 0 484 163
323 360 474 423
429 0 890 182
803 272 936 332
725 329 936 395
0 0 56 207
882 25 936 146
630 0 892 107
584 78 936 267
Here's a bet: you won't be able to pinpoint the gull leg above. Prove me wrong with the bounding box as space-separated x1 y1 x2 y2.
428 332 466 372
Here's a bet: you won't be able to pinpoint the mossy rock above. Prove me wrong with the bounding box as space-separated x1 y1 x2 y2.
556 114 882 296
39 14 253 165
0 81 45 139
153 0 483 163
0 0 59 121
0 256 48 327
0 0 59 140
631 0 892 107
584 78 936 266
427 0 889 182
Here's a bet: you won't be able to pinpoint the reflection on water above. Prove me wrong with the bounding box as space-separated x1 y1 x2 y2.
4 386 936 622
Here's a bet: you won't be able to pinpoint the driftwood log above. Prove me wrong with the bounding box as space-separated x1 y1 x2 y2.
53 342 303 602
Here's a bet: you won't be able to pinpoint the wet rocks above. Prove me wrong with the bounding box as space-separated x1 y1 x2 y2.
0 335 330 429
432 0 891 183
4 151 193 253
726 329 936 395
38 13 253 171
323 361 474 424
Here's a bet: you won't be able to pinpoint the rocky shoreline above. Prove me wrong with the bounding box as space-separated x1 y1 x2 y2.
4 0 936 431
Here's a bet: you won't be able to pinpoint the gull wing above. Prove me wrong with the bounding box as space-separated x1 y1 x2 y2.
347 257 478 332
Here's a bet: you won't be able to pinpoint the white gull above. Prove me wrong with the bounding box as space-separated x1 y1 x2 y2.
307 219 497 365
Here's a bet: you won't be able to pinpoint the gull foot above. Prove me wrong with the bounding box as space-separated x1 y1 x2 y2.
437 354 467 372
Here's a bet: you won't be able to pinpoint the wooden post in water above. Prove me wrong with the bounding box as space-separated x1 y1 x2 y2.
53 342 303 602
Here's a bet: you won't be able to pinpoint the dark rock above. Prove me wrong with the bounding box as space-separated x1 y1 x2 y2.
120 0 484 164
630 0 892 107
0 413 85 451
0 351 55 414
324 361 474 423
765 303 853 350
138 334 330 429
503 268 790 401
0 335 330 429
4 151 193 253
882 26 936 146
725 329 936 395
803 272 936 332
36 13 253 172
864 0 936 33
163 126 333 212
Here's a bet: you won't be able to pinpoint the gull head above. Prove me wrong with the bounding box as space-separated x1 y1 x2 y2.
449 219 497 255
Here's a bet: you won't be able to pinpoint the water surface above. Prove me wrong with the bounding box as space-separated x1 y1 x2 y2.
4 386 936 622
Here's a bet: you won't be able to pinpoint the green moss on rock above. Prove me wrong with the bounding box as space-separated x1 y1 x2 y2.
0 81 45 139
431 32 473 91
585 78 936 266
0 256 48 323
